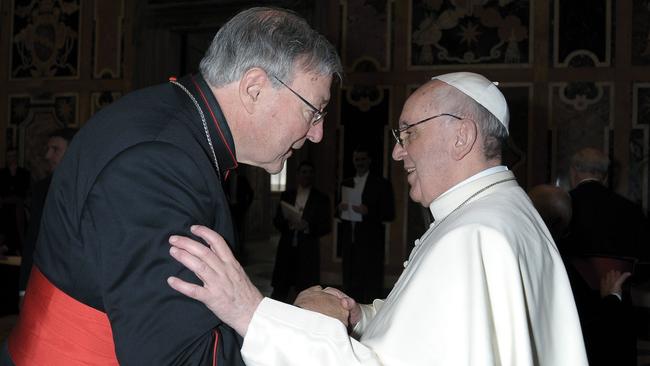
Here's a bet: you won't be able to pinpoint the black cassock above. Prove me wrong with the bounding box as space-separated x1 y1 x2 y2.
2 74 246 365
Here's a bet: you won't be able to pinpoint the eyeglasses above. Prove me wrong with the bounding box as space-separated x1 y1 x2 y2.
273 76 327 126
391 113 462 147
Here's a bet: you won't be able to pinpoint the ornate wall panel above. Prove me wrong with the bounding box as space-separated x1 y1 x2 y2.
90 91 121 115
632 0 650 66
341 0 393 71
93 0 124 78
8 93 78 180
632 83 650 211
549 82 613 187
10 0 81 79
408 0 531 68
553 0 611 67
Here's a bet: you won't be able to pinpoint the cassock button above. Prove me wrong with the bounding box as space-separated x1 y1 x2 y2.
414 239 421 247
403 260 409 268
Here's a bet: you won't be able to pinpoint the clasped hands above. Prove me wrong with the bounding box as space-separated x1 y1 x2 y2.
294 285 361 329
167 225 360 336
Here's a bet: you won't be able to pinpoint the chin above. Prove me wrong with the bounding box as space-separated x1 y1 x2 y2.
264 161 284 175
408 189 423 205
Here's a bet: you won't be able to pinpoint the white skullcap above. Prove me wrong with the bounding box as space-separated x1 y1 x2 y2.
431 72 509 133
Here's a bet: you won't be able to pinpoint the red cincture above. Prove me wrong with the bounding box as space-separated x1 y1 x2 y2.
8 267 119 365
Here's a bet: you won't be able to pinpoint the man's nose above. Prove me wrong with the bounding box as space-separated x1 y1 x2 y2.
392 142 406 161
306 121 324 143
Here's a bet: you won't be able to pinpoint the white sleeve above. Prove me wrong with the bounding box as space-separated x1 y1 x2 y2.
351 299 384 338
241 298 382 366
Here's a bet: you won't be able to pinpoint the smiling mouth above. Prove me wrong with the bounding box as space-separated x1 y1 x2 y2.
405 167 416 174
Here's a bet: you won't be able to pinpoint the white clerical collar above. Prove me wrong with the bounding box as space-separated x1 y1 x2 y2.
428 166 513 222
443 165 508 195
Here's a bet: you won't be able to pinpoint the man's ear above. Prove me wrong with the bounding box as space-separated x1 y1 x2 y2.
239 68 269 114
451 119 477 160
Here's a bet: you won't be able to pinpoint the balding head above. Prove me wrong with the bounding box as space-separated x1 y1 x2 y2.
528 184 572 242
569 147 609 188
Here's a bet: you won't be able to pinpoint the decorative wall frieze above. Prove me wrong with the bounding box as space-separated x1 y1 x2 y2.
408 0 531 68
10 0 81 79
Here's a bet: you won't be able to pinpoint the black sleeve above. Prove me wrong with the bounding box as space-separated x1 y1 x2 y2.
83 142 244 366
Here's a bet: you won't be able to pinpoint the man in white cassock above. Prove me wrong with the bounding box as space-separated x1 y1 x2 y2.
166 72 588 366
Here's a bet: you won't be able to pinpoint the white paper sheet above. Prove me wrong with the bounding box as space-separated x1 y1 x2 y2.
340 186 362 222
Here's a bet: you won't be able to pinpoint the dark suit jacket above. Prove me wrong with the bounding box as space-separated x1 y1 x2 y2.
272 188 330 290
565 258 636 366
337 173 395 251
564 180 649 260
337 173 394 302
3 75 245 365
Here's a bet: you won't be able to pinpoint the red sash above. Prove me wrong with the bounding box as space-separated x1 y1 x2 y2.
8 266 119 365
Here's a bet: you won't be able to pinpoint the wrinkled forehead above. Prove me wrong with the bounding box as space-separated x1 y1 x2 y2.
401 80 449 118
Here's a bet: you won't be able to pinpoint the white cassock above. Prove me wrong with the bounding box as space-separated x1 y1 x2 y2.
242 169 588 366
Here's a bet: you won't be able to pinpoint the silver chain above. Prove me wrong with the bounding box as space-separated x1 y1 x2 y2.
170 80 221 179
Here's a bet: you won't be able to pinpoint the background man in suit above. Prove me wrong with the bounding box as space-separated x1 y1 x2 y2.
337 146 394 303
528 183 636 366
564 147 649 261
271 161 331 302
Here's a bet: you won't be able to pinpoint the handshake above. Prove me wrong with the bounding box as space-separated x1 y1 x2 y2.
294 286 362 330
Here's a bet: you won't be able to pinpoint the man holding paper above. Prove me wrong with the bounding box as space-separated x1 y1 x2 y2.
271 161 331 302
337 147 395 303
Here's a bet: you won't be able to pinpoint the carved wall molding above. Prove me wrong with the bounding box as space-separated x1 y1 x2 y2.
340 0 393 72
93 0 124 79
553 0 611 67
549 82 614 187
632 83 650 210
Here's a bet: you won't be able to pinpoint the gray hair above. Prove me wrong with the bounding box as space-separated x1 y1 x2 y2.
570 147 609 178
431 85 508 161
199 7 342 88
